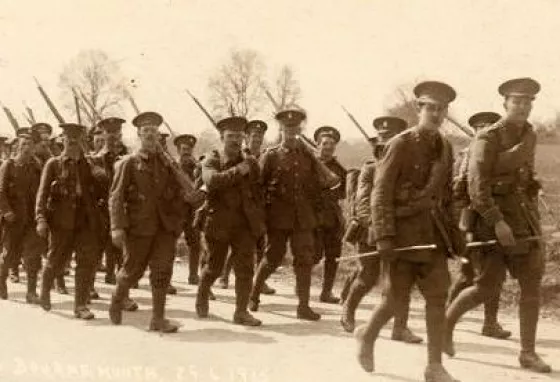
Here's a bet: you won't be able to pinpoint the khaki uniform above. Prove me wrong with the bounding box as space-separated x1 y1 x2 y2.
446 119 543 354
250 141 323 312
0 157 46 300
196 150 265 315
36 155 102 313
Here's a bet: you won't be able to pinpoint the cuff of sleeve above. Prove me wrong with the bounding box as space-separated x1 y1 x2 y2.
481 207 503 227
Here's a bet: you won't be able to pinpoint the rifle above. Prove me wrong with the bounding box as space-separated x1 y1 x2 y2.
341 105 375 146
78 89 102 122
71 89 82 125
445 115 474 138
185 89 217 128
0 102 19 133
23 102 36 124
34 77 65 124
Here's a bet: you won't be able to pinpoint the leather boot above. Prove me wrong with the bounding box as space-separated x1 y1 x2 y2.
195 275 212 318
392 327 423 344
518 291 550 373
166 284 177 295
249 261 274 312
444 286 482 357
261 282 276 295
392 294 423 344
356 300 395 372
320 260 340 304
481 294 510 339
109 282 129 324
74 269 95 320
233 276 261 326
149 287 178 333
26 271 41 304
0 261 9 300
424 364 459 382
122 288 139 312
295 266 321 321
40 267 54 311
340 279 368 333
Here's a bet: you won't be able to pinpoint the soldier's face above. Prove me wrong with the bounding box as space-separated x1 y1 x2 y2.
281 123 301 139
178 143 193 158
105 131 121 154
221 130 244 152
63 134 82 153
138 125 159 152
417 102 447 129
504 96 532 122
318 136 337 159
18 137 33 157
93 135 105 152
246 131 264 154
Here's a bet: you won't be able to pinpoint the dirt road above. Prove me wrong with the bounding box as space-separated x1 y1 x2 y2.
1 264 559 382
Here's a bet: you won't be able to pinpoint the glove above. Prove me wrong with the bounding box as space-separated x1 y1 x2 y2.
494 220 515 247
377 238 396 262
36 221 49 238
111 229 126 249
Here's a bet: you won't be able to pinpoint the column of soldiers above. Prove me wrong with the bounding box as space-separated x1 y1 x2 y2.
0 76 553 382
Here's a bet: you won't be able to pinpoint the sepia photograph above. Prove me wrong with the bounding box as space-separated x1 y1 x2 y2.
0 1 559 381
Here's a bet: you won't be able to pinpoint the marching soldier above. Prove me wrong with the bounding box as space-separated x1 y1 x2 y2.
313 125 347 303
88 117 138 312
249 108 339 321
219 120 276 295
173 133 203 285
31 124 70 295
36 123 102 320
0 128 45 303
195 116 264 326
355 81 460 382
448 111 511 339
341 116 422 344
444 78 551 373
109 111 185 333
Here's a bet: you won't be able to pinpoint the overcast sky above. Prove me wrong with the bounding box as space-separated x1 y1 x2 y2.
1 0 559 143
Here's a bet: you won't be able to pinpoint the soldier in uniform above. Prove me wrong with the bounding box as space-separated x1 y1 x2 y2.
355 81 460 382
0 136 9 161
249 109 339 321
36 123 102 320
313 125 347 303
87 117 138 312
0 128 45 303
174 133 203 285
108 111 185 333
341 117 422 344
195 116 264 326
50 136 64 157
444 78 551 373
219 120 276 295
448 111 511 340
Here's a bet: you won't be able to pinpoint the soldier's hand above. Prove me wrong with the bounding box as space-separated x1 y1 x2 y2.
112 229 126 249
36 221 49 238
377 239 396 262
237 161 251 176
3 211 16 223
494 220 515 247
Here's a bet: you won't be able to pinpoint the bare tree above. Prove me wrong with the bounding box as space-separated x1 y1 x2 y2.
208 49 266 119
384 83 419 127
58 49 126 126
274 65 301 110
